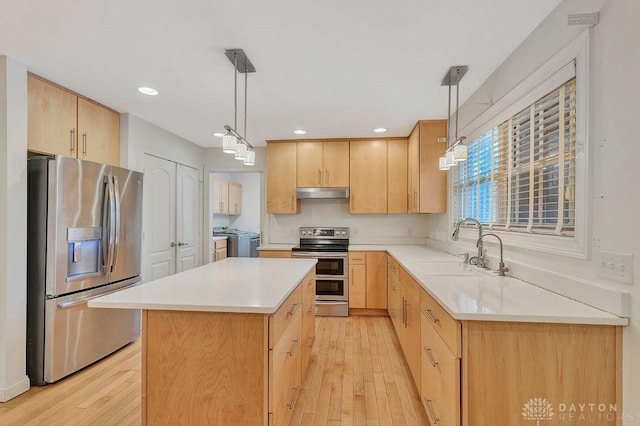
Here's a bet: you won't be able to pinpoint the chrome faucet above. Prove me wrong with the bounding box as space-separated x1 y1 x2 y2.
452 218 485 268
476 233 509 276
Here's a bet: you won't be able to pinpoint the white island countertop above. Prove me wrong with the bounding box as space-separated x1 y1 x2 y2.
88 257 317 314
384 245 629 326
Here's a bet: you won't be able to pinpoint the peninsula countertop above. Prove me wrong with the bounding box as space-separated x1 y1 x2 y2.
88 257 317 314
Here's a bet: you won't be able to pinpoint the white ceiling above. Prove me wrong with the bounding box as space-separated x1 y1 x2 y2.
0 0 560 148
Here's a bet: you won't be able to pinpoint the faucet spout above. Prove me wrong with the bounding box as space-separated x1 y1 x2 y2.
452 218 485 267
476 233 509 276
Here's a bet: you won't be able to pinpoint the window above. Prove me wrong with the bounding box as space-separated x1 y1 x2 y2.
453 77 576 236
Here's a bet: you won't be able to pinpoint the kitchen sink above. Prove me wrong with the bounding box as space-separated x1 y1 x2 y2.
409 261 475 276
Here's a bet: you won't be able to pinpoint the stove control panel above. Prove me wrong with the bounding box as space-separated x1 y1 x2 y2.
299 227 350 239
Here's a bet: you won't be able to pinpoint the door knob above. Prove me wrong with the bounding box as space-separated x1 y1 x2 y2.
170 242 177 247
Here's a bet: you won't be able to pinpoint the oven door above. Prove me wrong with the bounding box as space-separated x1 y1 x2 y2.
315 277 348 301
292 252 347 276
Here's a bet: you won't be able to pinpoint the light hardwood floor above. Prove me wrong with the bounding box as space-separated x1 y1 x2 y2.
0 316 428 425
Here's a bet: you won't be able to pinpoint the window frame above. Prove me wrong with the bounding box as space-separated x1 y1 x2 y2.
449 30 591 259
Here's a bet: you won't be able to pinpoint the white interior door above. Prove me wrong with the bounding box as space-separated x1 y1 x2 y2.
143 155 176 281
176 164 200 273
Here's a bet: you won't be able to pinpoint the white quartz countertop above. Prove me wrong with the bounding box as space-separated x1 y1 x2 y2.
383 245 628 326
212 236 228 242
88 258 317 314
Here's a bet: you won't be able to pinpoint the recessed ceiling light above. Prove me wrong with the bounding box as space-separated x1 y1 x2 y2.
213 132 224 137
294 129 306 135
138 87 158 96
374 127 387 133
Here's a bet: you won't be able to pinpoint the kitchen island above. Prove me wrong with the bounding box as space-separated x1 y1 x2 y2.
89 257 317 426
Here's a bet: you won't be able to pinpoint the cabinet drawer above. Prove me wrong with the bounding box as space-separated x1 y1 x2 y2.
349 251 366 264
260 250 292 258
399 267 421 302
269 316 302 426
420 289 461 357
387 255 400 276
213 239 227 249
420 314 460 426
269 285 302 349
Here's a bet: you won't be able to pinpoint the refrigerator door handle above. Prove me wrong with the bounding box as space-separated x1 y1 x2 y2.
57 281 142 309
102 176 116 273
112 175 121 272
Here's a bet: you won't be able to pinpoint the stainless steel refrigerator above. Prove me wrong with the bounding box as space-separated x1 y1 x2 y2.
27 155 143 385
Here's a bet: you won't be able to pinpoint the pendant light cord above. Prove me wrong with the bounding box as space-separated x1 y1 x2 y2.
455 68 460 141
244 66 248 139
234 53 238 131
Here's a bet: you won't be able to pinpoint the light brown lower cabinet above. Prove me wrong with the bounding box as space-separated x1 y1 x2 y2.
259 250 292 258
349 251 388 310
141 270 315 425
387 254 622 426
211 238 227 262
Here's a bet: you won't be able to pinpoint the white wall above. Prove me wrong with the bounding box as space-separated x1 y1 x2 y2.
0 56 30 401
426 0 640 418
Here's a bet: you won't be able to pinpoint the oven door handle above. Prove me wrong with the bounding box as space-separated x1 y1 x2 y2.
292 252 348 258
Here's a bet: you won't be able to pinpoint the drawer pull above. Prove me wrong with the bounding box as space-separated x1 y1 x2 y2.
287 385 301 409
423 396 440 424
287 303 300 316
423 307 440 324
423 346 439 367
288 338 300 356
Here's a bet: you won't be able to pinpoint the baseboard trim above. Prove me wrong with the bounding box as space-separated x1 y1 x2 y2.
0 375 30 402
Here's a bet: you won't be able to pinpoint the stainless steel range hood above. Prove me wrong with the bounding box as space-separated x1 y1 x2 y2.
296 187 350 199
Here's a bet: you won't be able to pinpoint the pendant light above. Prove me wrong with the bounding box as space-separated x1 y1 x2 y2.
439 66 469 171
221 49 256 165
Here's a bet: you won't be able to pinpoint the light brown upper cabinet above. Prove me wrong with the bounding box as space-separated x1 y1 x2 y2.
27 74 120 166
387 139 408 213
266 142 299 214
228 182 242 215
349 140 387 213
407 120 447 213
296 141 349 187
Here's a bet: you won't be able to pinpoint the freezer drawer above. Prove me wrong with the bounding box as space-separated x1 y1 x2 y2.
30 280 141 385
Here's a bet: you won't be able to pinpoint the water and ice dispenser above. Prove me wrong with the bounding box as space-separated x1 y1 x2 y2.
66 227 102 279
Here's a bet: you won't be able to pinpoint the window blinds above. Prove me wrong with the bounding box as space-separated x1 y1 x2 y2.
453 77 576 236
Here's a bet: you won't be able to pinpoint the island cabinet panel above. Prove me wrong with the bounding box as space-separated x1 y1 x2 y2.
141 270 316 426
142 310 269 425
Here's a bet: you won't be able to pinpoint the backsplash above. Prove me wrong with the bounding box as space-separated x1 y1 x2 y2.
267 198 432 245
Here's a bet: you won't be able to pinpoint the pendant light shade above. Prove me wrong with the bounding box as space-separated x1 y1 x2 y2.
453 144 468 162
446 151 456 167
222 132 237 153
439 156 450 171
234 140 247 160
243 149 255 166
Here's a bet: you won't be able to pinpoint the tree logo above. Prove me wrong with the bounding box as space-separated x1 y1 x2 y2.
522 398 554 425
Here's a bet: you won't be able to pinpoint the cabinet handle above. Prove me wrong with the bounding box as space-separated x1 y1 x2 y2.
414 191 418 211
318 169 322 185
423 346 439 367
287 385 301 409
402 298 407 325
287 303 299 316
287 338 300 356
82 132 87 156
70 129 76 154
325 168 329 186
404 299 410 328
422 397 440 424
422 307 440 324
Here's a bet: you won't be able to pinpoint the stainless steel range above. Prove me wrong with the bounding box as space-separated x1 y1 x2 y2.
291 227 349 317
